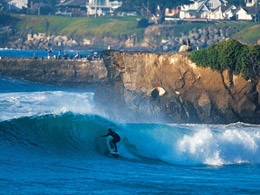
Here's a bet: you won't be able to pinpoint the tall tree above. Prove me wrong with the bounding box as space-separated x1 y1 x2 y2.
113 0 193 24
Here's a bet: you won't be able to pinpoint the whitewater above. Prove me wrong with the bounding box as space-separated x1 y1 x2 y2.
0 58 260 193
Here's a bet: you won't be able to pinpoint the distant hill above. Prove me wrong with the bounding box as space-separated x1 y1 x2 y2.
1 14 260 50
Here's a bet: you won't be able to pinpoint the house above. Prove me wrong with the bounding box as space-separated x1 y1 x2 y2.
245 0 257 7
87 0 111 16
211 4 236 20
56 0 122 16
165 7 181 18
86 0 122 16
234 7 252 20
179 0 228 20
56 0 88 16
3 0 28 11
179 0 258 21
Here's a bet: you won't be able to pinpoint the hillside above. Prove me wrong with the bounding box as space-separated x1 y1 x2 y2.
1 14 260 50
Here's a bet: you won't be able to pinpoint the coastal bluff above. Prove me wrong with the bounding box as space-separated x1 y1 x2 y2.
95 50 260 124
0 59 107 87
1 50 260 124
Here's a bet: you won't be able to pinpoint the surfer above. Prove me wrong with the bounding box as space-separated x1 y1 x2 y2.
101 128 120 152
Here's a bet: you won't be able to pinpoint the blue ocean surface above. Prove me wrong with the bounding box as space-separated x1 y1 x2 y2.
1 50 260 194
0 48 92 59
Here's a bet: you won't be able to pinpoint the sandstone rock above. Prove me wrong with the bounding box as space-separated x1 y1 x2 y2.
95 50 260 124
150 87 166 98
178 45 192 52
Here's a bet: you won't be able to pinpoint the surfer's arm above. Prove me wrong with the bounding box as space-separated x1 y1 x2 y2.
101 133 109 137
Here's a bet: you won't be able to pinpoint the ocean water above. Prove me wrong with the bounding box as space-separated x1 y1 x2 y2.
0 48 92 59
1 51 260 194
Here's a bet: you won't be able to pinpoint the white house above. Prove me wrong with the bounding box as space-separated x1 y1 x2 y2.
245 0 257 7
233 7 253 20
179 0 228 20
179 0 256 21
87 0 122 16
8 0 28 10
56 0 122 16
211 4 236 20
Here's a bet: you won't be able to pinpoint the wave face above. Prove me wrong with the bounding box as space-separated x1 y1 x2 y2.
123 123 260 165
1 77 260 166
1 113 260 166
0 113 115 157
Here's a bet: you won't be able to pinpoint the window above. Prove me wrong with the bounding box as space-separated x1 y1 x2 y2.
208 3 213 7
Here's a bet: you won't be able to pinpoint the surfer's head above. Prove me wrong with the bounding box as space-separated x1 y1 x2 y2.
108 128 112 133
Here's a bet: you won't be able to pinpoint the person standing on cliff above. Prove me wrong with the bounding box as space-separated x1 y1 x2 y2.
101 128 120 152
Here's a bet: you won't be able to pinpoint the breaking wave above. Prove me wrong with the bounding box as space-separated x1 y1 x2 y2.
1 112 260 166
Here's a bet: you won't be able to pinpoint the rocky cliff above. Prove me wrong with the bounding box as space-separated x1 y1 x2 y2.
94 50 260 124
1 51 260 124
0 59 107 87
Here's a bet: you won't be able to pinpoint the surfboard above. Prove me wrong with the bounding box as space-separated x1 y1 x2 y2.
106 137 119 156
108 147 120 157
110 151 119 156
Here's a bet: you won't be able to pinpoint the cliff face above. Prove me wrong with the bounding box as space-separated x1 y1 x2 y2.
0 59 107 87
1 51 260 124
95 50 260 124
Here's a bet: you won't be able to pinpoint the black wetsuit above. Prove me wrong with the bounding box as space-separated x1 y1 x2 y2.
109 131 120 144
102 130 121 152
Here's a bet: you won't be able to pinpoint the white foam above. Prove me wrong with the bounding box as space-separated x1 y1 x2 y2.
0 91 95 121
121 123 260 166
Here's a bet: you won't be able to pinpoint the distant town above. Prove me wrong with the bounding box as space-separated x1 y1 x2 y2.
0 0 259 22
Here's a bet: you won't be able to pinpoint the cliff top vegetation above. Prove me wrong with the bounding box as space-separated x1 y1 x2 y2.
190 39 260 80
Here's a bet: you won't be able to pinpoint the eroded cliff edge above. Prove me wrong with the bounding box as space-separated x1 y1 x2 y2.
1 51 260 124
0 59 107 87
94 50 260 124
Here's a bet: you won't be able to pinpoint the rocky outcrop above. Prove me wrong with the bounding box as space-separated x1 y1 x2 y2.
10 33 80 50
5 24 237 51
1 50 260 124
0 59 107 87
94 50 260 124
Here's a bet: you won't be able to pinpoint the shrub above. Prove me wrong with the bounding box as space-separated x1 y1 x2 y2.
137 18 149 28
190 39 260 79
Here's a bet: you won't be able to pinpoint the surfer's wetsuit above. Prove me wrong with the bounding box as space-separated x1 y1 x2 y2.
101 129 121 152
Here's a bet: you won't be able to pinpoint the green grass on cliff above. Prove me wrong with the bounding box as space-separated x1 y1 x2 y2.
233 24 260 44
14 14 143 38
190 39 260 79
9 14 260 45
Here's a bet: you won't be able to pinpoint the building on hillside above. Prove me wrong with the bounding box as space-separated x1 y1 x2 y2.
179 0 228 20
245 0 257 7
87 0 110 16
179 0 259 21
3 0 28 11
56 0 122 16
210 4 236 20
56 0 88 16
234 6 253 20
86 0 122 16
165 7 181 17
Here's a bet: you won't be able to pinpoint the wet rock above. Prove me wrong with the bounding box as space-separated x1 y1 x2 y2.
94 50 260 124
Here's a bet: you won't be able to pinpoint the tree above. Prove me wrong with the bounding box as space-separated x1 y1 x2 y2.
226 0 246 6
27 0 60 9
113 0 193 24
